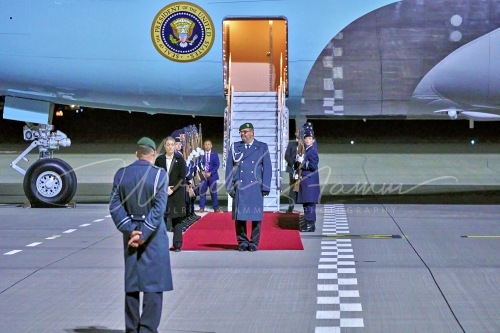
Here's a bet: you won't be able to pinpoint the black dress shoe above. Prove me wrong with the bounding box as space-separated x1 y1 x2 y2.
238 245 248 252
248 244 258 252
300 225 316 232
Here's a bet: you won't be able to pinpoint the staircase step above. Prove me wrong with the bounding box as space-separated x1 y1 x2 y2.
233 91 278 97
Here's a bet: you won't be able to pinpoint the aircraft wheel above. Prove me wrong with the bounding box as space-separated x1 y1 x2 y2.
23 158 77 208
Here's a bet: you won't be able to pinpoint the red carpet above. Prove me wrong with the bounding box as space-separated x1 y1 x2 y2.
182 212 304 251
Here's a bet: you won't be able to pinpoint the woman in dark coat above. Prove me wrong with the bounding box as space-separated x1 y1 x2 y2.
155 136 186 251
296 129 320 232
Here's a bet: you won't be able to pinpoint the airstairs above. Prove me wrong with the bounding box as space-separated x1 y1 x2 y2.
223 87 288 212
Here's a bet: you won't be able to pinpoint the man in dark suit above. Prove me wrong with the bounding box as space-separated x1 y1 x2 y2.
284 127 299 213
225 123 272 252
196 139 222 213
155 136 186 252
109 137 173 333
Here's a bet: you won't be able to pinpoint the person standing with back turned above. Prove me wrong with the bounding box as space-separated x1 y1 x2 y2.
109 137 173 333
225 123 272 252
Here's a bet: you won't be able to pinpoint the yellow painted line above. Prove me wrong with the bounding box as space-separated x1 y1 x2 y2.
323 234 402 239
461 235 500 238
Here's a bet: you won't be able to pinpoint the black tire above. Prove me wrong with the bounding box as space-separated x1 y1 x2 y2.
23 158 77 208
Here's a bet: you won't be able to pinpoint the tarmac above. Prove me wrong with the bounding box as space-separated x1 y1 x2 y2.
0 142 499 332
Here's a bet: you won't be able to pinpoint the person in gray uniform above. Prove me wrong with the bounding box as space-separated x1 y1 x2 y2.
225 123 272 252
109 137 173 333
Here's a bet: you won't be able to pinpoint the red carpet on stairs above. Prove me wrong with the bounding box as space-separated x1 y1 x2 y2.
182 212 304 251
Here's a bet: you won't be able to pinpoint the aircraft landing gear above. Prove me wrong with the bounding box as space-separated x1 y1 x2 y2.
11 124 77 207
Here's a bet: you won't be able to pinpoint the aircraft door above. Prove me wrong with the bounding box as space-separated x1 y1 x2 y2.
223 18 287 93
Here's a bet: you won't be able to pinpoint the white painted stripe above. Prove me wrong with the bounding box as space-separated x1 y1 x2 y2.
318 264 337 269
316 311 340 319
336 243 351 247
339 278 358 285
337 261 355 265
4 250 22 255
339 290 360 297
46 235 61 240
315 327 340 333
321 246 338 250
318 273 338 279
338 268 356 274
321 252 338 256
63 229 77 233
317 297 339 304
26 242 42 247
337 230 350 234
320 258 338 262
340 303 362 311
79 223 91 227
340 318 364 327
317 284 338 291
338 248 353 253
321 241 337 244
93 219 104 223
336 239 351 242
338 255 354 259
105 215 111 218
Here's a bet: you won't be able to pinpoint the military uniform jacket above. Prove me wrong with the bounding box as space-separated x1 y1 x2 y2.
284 140 298 174
225 139 272 221
155 153 186 218
109 160 173 293
297 145 321 204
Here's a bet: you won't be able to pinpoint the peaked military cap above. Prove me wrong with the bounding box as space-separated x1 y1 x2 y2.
239 122 254 131
137 137 156 150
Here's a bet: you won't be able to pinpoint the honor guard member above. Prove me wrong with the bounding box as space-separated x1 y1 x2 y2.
225 122 272 252
296 129 320 232
109 137 173 333
284 127 300 213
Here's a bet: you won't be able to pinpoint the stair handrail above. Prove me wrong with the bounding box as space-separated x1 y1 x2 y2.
223 54 233 171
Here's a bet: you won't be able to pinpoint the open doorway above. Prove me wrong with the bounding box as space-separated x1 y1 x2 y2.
223 17 288 94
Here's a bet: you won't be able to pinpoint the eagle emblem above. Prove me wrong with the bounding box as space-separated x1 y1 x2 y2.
169 18 198 48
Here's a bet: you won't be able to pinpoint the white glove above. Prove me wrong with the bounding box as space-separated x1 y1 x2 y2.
197 147 204 155
186 155 192 162
296 155 304 163
192 149 199 157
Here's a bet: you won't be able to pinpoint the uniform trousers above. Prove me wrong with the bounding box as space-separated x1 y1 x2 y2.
303 203 317 223
236 220 261 246
125 291 163 333
171 217 184 249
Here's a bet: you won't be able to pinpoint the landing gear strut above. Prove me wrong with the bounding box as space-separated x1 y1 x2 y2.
11 124 77 207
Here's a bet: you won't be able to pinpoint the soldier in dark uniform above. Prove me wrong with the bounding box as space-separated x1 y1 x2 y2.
155 136 186 252
284 127 299 213
109 137 173 333
296 129 320 232
225 123 272 252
